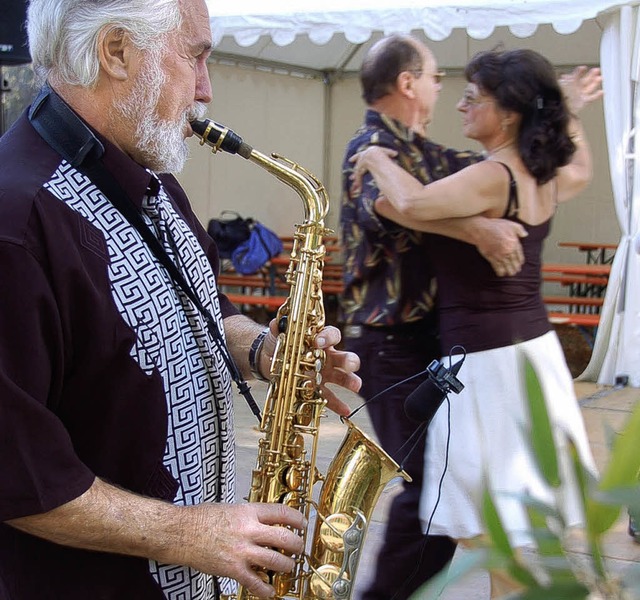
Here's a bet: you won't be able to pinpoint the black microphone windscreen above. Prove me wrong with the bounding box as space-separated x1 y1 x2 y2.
404 377 447 424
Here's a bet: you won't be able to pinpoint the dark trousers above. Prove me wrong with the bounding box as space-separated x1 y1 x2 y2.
344 322 456 600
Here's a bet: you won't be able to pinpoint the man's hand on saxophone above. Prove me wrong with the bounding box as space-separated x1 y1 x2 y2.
259 321 362 417
175 502 306 599
7 478 306 600
313 325 362 416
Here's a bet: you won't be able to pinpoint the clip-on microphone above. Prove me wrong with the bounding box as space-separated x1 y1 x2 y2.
404 356 465 425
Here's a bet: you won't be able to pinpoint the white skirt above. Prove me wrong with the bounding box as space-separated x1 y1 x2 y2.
419 330 597 547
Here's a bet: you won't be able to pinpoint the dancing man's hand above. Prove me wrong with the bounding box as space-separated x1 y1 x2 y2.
475 218 528 277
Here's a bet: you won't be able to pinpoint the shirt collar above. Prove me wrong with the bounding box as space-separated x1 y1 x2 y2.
365 109 425 145
96 132 157 210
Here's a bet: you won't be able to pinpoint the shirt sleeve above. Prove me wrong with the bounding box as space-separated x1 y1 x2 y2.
0 242 95 521
422 140 484 179
342 129 409 237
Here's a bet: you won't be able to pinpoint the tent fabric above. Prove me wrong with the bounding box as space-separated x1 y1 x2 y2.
207 0 632 46
581 5 640 386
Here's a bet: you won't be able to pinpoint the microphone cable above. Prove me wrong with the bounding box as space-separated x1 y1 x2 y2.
346 370 430 474
346 369 427 420
389 398 453 600
347 346 465 468
423 395 452 536
388 349 463 600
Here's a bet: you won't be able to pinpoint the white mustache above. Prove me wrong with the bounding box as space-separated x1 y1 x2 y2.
187 102 207 122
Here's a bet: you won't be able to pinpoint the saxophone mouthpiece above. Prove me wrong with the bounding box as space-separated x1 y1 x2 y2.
190 118 253 159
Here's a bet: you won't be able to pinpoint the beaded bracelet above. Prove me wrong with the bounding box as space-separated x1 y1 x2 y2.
249 328 270 382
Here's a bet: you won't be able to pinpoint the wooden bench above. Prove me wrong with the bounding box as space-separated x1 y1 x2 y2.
543 295 604 316
217 273 270 289
547 312 600 327
280 234 341 249
270 238 344 297
542 274 608 298
558 241 618 265
542 274 609 286
225 293 285 311
218 235 345 315
543 295 604 307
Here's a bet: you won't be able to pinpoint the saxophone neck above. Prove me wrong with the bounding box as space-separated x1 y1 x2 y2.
247 149 329 227
191 118 328 226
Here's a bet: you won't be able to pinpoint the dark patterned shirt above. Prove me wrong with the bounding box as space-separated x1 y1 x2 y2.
0 110 239 599
340 109 481 327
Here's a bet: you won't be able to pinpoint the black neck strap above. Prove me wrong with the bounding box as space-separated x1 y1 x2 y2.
29 85 261 420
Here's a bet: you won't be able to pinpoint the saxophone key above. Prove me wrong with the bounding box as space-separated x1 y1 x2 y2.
284 433 304 460
308 564 348 599
282 463 304 492
318 513 353 552
294 401 314 426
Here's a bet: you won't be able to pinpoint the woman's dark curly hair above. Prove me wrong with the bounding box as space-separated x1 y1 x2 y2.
465 48 575 184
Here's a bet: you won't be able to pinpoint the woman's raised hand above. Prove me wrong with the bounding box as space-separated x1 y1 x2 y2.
559 66 603 115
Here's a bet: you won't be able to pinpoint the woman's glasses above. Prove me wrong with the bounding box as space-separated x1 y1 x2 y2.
459 91 494 107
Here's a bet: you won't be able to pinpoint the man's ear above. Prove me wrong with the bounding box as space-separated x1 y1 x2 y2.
97 27 133 81
396 71 416 99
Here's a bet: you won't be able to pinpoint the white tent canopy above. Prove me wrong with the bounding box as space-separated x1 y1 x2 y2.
209 0 625 42
206 0 640 387
207 0 633 73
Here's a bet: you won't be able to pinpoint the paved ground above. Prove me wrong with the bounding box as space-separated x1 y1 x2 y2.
232 378 640 599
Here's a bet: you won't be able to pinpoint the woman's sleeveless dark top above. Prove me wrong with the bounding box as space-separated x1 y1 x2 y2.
432 162 552 354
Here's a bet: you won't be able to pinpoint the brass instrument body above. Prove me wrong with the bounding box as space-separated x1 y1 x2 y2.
306 420 409 599
192 119 410 600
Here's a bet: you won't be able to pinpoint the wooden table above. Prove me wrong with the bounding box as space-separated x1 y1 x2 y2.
558 241 618 265
542 263 611 276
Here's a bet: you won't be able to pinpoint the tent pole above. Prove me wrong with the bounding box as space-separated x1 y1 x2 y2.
322 71 334 221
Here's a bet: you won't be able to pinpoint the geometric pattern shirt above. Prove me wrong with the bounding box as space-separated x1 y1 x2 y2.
43 163 236 599
43 164 236 600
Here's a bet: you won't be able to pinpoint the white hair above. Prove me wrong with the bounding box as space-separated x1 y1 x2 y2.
26 0 182 87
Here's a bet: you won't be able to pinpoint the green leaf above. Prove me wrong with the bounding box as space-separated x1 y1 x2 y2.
523 359 560 487
525 504 564 557
409 548 490 599
587 401 640 536
567 439 606 578
603 420 618 452
523 505 582 588
507 562 539 589
591 484 640 507
620 564 640 592
629 497 640 523
482 488 515 558
514 580 590 599
518 494 563 522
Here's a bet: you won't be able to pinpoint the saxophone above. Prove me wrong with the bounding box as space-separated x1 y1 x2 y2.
191 119 410 600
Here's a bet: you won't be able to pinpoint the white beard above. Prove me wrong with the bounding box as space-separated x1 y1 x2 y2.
113 53 206 173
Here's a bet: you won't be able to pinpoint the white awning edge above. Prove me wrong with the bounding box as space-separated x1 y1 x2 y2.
209 1 637 46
